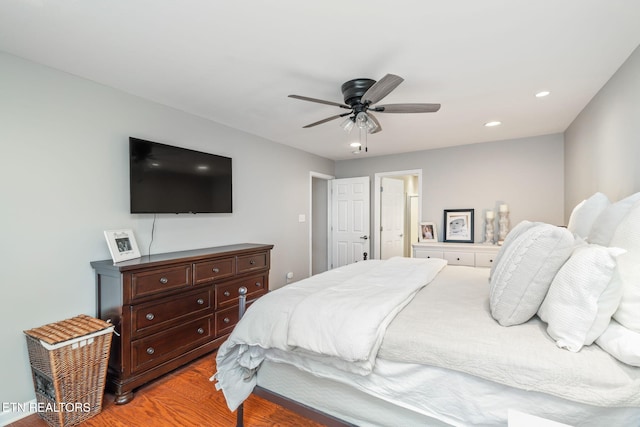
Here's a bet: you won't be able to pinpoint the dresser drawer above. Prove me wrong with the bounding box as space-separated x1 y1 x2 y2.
131 316 212 373
131 264 191 299
414 249 444 260
215 305 240 336
475 252 497 268
131 288 212 336
443 251 475 266
193 257 235 285
215 274 267 309
237 252 268 274
215 299 258 336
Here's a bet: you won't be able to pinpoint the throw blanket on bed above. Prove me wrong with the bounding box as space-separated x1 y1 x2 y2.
213 256 447 410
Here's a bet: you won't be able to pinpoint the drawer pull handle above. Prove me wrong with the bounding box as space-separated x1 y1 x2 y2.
212 267 220 273
223 317 230 324
159 277 168 284
146 347 155 355
224 291 231 297
197 298 205 305
197 327 205 334
146 313 155 321
255 282 261 287
249 259 256 265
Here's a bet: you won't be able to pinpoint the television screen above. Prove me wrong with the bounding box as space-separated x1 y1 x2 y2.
129 137 232 213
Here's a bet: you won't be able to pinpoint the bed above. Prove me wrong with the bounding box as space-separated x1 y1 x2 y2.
213 192 640 426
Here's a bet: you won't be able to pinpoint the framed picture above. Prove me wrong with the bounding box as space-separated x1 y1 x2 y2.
443 209 475 243
419 222 438 242
104 229 141 263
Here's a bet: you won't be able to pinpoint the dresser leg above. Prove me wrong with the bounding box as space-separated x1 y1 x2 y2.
114 390 134 405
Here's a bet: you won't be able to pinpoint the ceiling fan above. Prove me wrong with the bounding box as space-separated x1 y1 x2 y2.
288 74 441 135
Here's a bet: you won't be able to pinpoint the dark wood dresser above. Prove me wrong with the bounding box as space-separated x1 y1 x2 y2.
90 243 273 404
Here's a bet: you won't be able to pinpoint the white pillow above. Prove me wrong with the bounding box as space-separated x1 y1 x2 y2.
489 220 540 281
489 223 575 326
589 192 640 246
538 244 625 352
567 192 610 239
596 319 640 367
611 199 640 332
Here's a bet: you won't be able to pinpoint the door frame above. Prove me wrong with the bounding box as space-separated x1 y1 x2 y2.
309 171 334 277
373 169 422 260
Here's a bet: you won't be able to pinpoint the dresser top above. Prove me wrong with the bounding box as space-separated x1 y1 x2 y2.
412 242 500 253
91 243 273 272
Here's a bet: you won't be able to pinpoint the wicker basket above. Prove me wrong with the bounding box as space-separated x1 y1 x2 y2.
24 314 114 427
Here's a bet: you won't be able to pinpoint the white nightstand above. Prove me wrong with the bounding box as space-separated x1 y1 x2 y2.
412 242 500 268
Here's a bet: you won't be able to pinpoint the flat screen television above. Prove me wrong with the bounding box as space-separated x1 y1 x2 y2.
129 137 232 214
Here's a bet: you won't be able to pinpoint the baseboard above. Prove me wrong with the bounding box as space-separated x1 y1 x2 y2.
0 399 37 426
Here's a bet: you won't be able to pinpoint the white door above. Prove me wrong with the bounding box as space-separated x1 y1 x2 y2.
331 177 370 268
380 177 405 259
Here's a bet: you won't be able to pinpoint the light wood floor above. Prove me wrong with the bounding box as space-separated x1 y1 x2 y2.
11 352 326 427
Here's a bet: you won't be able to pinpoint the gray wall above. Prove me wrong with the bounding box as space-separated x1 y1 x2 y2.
336 134 565 245
0 52 333 409
565 45 640 214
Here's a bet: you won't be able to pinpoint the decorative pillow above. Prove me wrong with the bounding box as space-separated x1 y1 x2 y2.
596 319 640 367
489 223 575 326
567 192 610 239
589 192 640 246
489 220 540 281
611 199 640 332
538 244 625 352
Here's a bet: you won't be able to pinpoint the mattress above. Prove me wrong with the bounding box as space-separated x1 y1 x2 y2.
257 357 640 426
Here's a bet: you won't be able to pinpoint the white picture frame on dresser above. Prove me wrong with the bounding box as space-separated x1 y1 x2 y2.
412 242 499 268
103 229 141 264
419 222 438 242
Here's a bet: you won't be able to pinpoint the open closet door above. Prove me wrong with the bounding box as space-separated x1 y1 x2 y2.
380 177 405 259
330 176 370 268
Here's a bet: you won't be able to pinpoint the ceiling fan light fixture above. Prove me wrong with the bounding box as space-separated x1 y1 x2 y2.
484 121 502 127
350 141 362 148
340 117 355 133
355 112 368 129
535 90 550 98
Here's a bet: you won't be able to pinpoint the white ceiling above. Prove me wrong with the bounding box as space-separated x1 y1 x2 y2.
1 1 640 160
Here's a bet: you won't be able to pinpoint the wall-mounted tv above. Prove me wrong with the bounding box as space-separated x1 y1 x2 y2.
129 137 232 214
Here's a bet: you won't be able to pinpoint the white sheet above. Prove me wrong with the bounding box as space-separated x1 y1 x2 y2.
214 257 446 410
379 266 640 407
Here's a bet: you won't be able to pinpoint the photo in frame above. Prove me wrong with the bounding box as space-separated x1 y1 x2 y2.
419 222 438 242
104 229 141 263
443 209 474 243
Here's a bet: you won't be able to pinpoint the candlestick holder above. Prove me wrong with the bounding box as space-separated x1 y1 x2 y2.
485 217 495 244
498 210 510 245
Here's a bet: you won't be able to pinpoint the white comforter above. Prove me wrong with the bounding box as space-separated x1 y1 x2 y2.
214 257 447 410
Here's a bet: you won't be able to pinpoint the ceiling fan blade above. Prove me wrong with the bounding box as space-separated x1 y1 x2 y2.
288 94 350 109
302 112 351 128
375 103 441 113
361 74 404 105
367 112 382 134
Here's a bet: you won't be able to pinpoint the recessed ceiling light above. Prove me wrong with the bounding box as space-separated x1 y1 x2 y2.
535 90 550 98
484 121 502 127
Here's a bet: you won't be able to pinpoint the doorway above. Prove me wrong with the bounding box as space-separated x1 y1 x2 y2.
309 172 333 276
374 170 422 260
